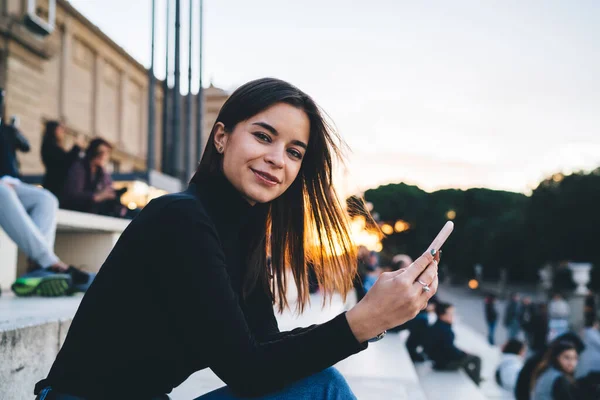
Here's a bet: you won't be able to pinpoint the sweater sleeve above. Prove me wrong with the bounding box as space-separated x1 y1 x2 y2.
62 162 94 208
161 200 367 397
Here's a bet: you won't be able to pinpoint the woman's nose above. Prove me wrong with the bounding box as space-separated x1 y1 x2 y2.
264 148 285 168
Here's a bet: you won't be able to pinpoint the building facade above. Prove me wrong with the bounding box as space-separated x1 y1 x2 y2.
0 0 227 180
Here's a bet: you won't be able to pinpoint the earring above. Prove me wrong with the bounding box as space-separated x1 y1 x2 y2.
219 146 224 153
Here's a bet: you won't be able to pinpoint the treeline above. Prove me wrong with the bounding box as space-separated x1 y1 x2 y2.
349 168 600 289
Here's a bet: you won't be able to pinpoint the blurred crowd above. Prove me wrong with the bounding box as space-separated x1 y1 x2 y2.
486 291 599 399
353 246 600 399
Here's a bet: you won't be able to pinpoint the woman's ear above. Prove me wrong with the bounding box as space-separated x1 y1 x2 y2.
213 122 228 153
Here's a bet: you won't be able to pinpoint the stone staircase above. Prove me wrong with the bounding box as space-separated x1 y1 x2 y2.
0 291 500 399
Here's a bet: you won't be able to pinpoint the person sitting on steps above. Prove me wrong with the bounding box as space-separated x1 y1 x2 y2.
0 111 94 297
425 302 482 386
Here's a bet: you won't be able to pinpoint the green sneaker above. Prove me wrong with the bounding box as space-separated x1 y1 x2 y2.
11 268 72 297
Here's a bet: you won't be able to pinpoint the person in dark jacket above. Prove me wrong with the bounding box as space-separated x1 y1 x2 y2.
426 302 482 385
41 120 84 198
485 294 499 345
35 78 441 399
60 138 125 217
519 296 536 347
515 332 585 400
530 341 580 400
505 292 522 339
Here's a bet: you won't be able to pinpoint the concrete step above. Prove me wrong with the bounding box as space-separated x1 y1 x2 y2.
453 319 515 400
1 292 429 400
415 361 488 400
0 293 81 400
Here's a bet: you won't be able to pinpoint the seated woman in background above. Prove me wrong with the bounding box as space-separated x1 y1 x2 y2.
41 121 84 198
61 138 126 217
531 340 580 400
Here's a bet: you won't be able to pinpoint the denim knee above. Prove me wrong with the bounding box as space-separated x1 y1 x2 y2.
310 367 356 399
41 189 59 211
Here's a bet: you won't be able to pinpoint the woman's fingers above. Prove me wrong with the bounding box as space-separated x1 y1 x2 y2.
412 260 438 297
398 251 434 282
417 259 438 286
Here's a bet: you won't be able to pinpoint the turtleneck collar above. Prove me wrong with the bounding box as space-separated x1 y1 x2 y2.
187 172 258 231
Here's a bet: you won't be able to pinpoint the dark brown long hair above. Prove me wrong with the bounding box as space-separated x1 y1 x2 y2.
191 78 358 313
531 340 577 391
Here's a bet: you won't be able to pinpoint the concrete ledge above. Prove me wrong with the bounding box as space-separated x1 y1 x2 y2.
1 293 435 400
0 320 63 400
337 332 427 400
415 362 488 400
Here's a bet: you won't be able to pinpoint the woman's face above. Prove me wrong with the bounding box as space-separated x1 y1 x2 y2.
55 125 65 142
557 349 578 374
92 144 112 168
215 103 310 205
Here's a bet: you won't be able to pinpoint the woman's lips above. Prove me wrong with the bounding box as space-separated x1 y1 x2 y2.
252 169 279 185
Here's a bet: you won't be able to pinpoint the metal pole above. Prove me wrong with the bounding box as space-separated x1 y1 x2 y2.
184 0 193 181
171 0 182 179
161 0 171 174
196 0 204 164
146 0 156 171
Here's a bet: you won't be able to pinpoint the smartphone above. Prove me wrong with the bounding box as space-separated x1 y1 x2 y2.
426 221 454 262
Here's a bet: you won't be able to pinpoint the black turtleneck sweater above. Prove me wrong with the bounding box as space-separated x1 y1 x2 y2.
35 175 367 399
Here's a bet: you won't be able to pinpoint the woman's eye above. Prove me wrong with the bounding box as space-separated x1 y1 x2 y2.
254 132 271 143
288 149 303 160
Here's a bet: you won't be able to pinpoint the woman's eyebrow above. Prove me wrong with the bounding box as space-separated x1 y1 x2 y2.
252 122 307 149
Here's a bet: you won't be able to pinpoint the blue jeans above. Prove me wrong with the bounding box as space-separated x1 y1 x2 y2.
487 321 497 345
0 181 60 268
507 320 520 339
194 368 356 400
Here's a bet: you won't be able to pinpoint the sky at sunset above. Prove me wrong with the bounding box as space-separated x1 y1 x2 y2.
69 0 600 194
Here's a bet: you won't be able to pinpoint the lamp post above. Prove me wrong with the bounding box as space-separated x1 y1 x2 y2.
171 0 182 179
184 0 193 180
161 0 171 174
196 0 204 163
146 0 156 171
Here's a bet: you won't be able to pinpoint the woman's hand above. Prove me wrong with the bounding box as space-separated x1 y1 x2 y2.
75 133 87 149
93 187 116 202
346 251 439 343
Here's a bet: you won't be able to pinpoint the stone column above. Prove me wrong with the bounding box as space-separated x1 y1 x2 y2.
92 53 103 136
118 69 128 147
59 18 72 120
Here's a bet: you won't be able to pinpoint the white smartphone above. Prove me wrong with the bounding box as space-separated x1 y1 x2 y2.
425 221 454 261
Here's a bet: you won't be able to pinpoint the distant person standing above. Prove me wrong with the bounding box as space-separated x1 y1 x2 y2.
530 303 550 354
41 121 84 198
485 294 499 345
520 296 536 347
548 293 571 342
505 292 522 340
584 291 597 327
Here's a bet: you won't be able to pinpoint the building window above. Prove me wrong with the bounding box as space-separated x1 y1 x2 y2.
24 0 56 36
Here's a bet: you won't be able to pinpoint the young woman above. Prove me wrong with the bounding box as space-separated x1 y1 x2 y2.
41 121 84 198
531 341 580 400
34 78 439 400
60 138 126 217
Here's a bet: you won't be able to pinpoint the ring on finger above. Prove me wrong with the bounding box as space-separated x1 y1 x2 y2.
417 279 431 293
